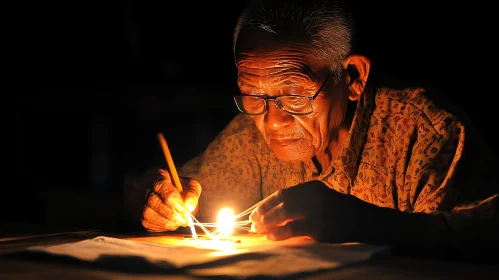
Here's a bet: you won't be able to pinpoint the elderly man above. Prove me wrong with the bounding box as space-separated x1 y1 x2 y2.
125 0 498 261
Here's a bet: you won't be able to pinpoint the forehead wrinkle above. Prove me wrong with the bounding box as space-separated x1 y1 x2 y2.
237 48 315 70
238 60 316 87
238 55 313 72
269 72 312 87
238 71 313 90
237 45 323 91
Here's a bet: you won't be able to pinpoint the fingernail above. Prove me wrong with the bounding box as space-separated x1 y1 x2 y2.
175 214 187 226
186 203 195 213
174 201 186 214
252 222 263 233
249 212 258 222
266 233 275 240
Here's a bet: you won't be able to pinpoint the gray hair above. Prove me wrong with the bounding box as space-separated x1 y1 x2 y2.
233 0 355 83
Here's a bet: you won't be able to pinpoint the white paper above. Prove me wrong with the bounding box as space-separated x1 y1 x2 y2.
26 236 389 277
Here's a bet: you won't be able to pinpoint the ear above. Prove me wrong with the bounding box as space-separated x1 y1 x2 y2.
343 55 370 101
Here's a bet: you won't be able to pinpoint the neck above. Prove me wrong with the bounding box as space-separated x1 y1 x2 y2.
315 126 350 171
314 106 356 173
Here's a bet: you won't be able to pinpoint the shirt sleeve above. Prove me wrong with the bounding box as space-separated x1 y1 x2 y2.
443 194 499 242
402 111 465 213
408 103 499 256
178 113 265 221
437 110 499 255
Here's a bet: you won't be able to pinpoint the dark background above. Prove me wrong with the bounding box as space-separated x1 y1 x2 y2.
7 1 497 229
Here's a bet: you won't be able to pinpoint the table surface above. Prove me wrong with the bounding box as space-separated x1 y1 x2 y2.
1 229 498 280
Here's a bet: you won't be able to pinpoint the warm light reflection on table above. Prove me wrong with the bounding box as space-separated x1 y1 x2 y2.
125 233 314 256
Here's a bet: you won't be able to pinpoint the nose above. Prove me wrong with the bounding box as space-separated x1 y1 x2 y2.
265 101 294 130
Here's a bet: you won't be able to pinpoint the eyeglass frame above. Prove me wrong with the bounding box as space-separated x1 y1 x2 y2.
233 72 331 116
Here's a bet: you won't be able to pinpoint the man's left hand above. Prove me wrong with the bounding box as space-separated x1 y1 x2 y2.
250 180 372 242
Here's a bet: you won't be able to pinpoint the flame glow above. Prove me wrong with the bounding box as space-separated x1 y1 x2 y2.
216 208 235 237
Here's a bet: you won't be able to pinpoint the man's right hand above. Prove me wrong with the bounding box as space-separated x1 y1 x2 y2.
124 168 202 232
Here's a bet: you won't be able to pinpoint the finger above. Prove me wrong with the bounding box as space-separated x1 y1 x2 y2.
250 190 285 230
249 208 261 224
183 193 198 213
254 201 303 233
147 192 187 226
181 177 201 213
251 189 286 225
266 220 308 241
153 179 186 216
158 169 173 184
142 206 179 232
252 202 284 233
256 189 285 215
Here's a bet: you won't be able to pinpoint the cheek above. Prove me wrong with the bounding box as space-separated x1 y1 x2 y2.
251 115 267 136
329 89 350 124
295 114 324 145
310 96 349 136
296 102 345 150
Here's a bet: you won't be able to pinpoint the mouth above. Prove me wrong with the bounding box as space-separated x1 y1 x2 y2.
269 138 301 146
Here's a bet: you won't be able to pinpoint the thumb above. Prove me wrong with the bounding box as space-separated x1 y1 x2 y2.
184 193 198 213
181 177 202 213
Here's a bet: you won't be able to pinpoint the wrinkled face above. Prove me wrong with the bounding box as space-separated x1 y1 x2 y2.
235 35 351 162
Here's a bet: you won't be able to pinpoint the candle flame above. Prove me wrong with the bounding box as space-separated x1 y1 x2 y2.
216 208 235 237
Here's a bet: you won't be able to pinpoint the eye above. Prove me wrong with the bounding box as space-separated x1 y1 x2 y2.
242 96 263 107
279 96 308 109
280 87 302 96
239 96 266 113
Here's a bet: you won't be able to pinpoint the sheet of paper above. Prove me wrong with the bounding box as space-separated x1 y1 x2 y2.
25 235 389 277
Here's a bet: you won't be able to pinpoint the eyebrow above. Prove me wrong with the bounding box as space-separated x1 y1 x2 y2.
238 82 256 88
277 80 299 87
238 84 265 96
239 77 308 88
274 74 313 86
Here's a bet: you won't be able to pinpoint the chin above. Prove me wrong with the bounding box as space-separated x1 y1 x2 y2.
270 145 314 162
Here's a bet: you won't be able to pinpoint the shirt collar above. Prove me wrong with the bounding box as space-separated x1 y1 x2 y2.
320 86 375 184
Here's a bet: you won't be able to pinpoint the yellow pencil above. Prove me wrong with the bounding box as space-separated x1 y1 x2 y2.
157 132 198 240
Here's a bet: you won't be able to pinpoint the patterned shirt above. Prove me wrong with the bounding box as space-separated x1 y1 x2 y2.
179 85 499 241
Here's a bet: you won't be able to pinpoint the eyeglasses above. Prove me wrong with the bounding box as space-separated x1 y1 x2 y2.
233 73 331 115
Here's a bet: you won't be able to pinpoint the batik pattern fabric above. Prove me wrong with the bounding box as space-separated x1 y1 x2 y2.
178 86 498 237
